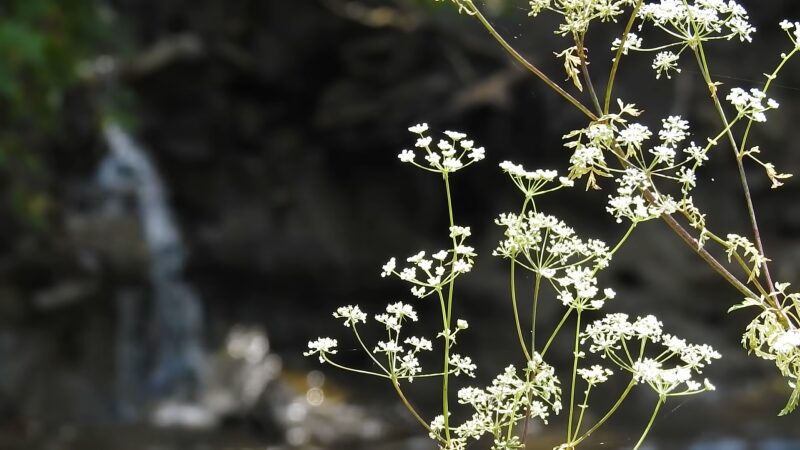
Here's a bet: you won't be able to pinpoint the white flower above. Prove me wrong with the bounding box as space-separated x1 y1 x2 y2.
409 123 429 134
398 149 415 162
659 116 690 146
617 123 652 149
416 136 432 148
442 157 464 171
633 358 662 383
304 338 338 363
633 315 663 340
611 32 643 55
455 245 476 256
773 329 800 354
381 257 396 277
453 260 473 273
410 286 427 298
468 146 486 161
374 340 404 354
433 250 449 261
652 51 681 79
399 353 421 381
450 225 472 238
407 251 426 263
375 313 401 331
405 336 433 352
387 302 418 321
449 353 477 377
577 365 613 385
333 305 367 327
438 139 455 154
399 267 417 281
529 0 550 16
444 130 467 141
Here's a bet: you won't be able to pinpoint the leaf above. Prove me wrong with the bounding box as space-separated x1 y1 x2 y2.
555 47 583 92
779 381 799 416
728 297 763 312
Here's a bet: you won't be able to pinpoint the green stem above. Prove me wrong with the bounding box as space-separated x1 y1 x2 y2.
574 384 592 437
692 45 775 295
441 173 459 442
321 355 389 378
633 398 664 450
567 310 582 441
465 1 598 120
570 378 636 447
511 260 533 360
740 47 799 151
392 378 432 433
604 0 644 113
531 272 542 351
576 35 603 116
353 324 389 375
542 308 573 357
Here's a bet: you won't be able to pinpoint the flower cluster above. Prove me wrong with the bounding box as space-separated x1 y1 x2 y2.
399 123 485 174
780 20 800 50
382 225 476 298
607 167 678 223
726 88 779 123
304 337 338 363
589 112 710 223
306 301 473 383
611 32 643 55
633 1 754 79
577 365 613 386
494 211 610 272
431 353 562 449
528 0 637 36
582 313 720 397
732 282 800 414
499 161 573 198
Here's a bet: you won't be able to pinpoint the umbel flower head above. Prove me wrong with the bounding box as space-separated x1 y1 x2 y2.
582 313 720 398
398 123 485 174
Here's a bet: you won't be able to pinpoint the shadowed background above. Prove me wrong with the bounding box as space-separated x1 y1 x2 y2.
2 0 800 449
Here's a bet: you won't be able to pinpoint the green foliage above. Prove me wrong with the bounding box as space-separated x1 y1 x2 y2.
0 0 111 228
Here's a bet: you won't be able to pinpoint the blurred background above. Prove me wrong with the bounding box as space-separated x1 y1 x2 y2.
2 0 800 449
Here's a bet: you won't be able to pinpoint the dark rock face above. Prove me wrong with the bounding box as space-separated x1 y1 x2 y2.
2 0 800 448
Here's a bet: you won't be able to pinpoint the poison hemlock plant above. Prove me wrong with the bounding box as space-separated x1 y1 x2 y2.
307 1 800 448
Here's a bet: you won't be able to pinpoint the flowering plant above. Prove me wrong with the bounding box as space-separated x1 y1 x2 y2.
307 1 800 448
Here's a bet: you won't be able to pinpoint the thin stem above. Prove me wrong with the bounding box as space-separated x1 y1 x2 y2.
465 1 598 120
511 259 533 360
692 45 776 296
574 385 593 437
576 35 603 116
740 47 799 151
353 325 390 375
321 356 389 378
392 378 432 433
604 0 644 113
567 310 582 441
531 272 542 351
570 378 637 447
633 398 664 450
441 172 458 442
542 308 573 357
655 199 757 300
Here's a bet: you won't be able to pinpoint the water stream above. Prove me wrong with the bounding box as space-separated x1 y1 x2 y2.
98 123 207 418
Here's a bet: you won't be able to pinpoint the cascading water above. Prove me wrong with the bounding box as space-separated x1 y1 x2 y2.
97 123 206 418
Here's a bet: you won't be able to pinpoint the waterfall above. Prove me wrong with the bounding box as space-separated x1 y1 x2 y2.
98 123 206 416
